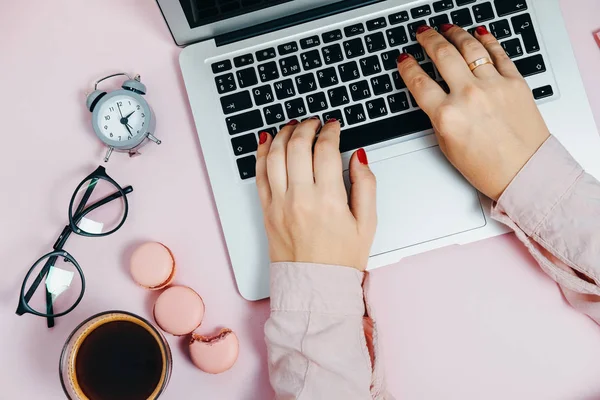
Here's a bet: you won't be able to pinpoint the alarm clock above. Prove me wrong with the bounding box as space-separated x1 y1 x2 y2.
86 73 161 162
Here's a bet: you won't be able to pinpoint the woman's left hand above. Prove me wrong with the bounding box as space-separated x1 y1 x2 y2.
256 118 377 271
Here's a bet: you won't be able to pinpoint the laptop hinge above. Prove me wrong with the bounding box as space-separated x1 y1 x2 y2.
214 0 385 47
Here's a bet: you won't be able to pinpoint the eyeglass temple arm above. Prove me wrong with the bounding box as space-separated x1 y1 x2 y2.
72 185 133 223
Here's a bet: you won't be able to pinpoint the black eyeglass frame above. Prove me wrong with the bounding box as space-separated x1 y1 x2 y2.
16 166 133 328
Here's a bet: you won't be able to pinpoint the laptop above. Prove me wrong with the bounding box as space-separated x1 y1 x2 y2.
156 0 600 300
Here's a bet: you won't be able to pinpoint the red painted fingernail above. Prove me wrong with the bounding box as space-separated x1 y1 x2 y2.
286 119 299 126
475 26 490 36
416 25 432 34
309 116 321 121
326 118 338 123
440 23 454 33
259 131 268 145
357 148 368 165
397 53 411 64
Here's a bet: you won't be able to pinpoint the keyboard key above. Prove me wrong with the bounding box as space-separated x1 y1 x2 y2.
226 110 263 135
490 19 512 39
300 35 321 49
494 0 527 17
349 80 371 101
322 44 344 65
366 98 388 119
359 55 383 76
278 42 299 55
328 86 351 107
408 20 427 41
345 23 365 37
344 104 367 125
403 44 426 62
279 55 301 76
512 13 540 53
220 90 252 115
295 73 318 94
411 5 432 19
231 133 257 156
256 48 276 62
264 104 286 125
285 98 307 119
317 67 339 88
307 92 328 113
236 155 256 180
343 38 365 59
258 61 279 82
386 26 409 47
234 54 254 67
392 71 407 90
388 11 409 25
451 9 473 27
514 54 546 77
301 50 323 70
260 127 278 138
473 2 495 23
252 85 274 106
367 17 387 31
422 62 437 80
212 60 232 74
274 79 296 100
322 109 345 127
215 73 237 94
371 74 393 95
532 85 553 100
409 93 418 108
236 68 258 88
456 0 476 5
433 0 454 12
381 49 401 70
387 92 411 113
365 32 387 53
501 38 523 58
338 61 361 82
322 29 343 43
339 109 432 152
430 14 450 31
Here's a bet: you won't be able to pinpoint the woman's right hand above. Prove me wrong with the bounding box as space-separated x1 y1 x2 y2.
397 24 551 201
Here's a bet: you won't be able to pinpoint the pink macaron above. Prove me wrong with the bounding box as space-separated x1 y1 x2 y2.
189 329 239 374
130 242 176 290
153 286 205 336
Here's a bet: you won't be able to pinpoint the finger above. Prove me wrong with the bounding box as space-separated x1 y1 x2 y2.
314 118 344 189
416 25 474 89
442 25 499 79
286 117 321 186
397 53 447 116
474 27 522 79
255 130 273 209
267 120 298 196
349 148 377 236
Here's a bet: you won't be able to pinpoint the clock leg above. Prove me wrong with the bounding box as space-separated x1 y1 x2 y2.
104 147 114 162
147 133 162 145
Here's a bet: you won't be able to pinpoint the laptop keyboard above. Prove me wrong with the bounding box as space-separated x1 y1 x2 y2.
211 0 554 180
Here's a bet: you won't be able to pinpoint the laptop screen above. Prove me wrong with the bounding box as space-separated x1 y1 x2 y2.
181 0 295 29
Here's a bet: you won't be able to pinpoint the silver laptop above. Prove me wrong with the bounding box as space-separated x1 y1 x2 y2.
157 0 600 300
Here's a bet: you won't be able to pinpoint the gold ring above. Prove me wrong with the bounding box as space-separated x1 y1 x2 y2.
468 57 494 72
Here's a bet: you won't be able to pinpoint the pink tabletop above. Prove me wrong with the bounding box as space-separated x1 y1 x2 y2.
1 1 599 399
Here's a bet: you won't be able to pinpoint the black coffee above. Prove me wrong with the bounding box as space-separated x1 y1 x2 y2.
75 320 164 400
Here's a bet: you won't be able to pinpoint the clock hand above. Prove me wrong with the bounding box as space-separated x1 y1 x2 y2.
124 110 135 119
117 103 124 119
124 123 133 136
127 123 134 130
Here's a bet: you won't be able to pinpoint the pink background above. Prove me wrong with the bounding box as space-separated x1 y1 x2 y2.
1 1 600 399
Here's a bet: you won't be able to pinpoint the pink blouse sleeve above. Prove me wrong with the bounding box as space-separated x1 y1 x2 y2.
265 263 392 400
492 135 600 323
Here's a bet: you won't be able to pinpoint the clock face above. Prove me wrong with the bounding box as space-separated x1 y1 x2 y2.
96 94 147 143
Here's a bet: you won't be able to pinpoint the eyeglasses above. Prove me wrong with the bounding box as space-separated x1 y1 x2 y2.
16 166 133 328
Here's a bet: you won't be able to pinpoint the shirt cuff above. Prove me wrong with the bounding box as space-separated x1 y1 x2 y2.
270 262 365 315
494 135 584 236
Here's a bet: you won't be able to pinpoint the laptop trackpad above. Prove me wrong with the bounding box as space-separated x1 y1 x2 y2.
348 146 486 256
